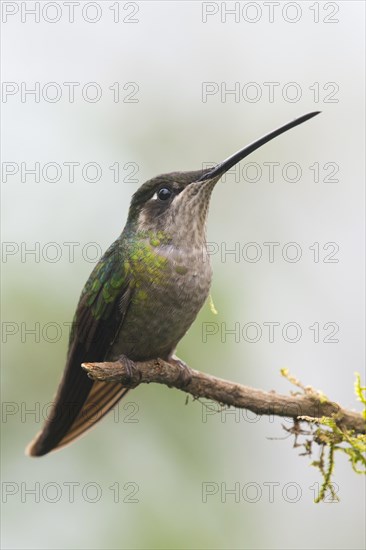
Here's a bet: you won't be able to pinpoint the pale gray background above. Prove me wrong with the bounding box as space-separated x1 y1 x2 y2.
1 1 365 549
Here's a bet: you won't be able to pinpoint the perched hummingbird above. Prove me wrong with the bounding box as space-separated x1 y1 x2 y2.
27 112 320 456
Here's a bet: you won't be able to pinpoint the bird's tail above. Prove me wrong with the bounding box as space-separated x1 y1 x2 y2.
26 342 129 456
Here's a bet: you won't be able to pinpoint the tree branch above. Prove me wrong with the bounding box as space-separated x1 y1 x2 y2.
81 358 365 435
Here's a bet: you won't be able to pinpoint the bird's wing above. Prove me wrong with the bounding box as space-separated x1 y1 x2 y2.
26 239 134 456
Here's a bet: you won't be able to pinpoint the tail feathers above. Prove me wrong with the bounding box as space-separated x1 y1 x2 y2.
26 381 128 457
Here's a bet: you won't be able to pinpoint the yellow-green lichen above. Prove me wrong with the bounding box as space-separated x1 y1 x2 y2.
282 370 366 502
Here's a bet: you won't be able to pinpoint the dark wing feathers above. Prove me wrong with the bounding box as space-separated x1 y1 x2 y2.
26 240 133 456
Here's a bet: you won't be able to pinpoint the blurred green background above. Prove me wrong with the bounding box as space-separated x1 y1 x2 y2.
1 1 365 549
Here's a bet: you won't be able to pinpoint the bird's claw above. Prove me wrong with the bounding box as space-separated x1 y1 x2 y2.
117 355 142 388
170 356 192 388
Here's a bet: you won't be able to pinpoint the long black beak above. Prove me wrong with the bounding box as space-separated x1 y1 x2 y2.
198 111 321 182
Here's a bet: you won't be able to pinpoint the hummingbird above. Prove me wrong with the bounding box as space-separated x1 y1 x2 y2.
27 112 320 456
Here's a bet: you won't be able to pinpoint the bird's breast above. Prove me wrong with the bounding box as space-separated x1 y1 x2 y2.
109 238 212 361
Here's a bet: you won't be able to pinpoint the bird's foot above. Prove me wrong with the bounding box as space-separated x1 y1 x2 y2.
117 354 142 388
169 355 192 388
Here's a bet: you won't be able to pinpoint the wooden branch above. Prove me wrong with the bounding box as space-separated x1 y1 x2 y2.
81 358 365 435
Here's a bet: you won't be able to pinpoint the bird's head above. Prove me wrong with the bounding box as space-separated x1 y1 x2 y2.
126 112 320 247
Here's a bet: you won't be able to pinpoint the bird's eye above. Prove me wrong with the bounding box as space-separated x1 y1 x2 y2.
157 187 172 201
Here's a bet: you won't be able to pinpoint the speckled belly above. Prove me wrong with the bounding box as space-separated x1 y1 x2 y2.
108 244 212 361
